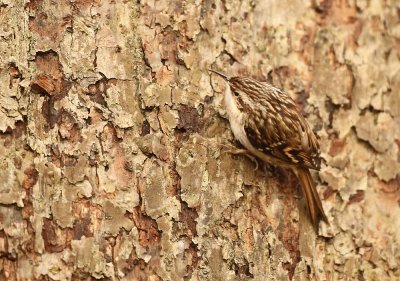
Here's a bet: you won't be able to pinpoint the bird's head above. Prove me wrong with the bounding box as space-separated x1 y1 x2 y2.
209 69 266 103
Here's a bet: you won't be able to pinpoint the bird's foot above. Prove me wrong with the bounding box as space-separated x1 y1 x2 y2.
220 144 259 171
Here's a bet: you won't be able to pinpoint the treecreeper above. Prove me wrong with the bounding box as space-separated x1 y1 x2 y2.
209 69 328 229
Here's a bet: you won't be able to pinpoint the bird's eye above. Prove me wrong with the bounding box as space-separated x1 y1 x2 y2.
234 92 240 97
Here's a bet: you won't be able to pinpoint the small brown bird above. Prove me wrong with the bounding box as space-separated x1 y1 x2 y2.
210 69 328 227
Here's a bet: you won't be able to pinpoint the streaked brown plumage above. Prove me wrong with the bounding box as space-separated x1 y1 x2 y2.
210 69 328 228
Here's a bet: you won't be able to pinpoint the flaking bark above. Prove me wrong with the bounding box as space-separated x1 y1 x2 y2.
0 0 399 280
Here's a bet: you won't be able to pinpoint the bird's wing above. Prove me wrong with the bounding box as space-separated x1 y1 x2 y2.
243 88 320 170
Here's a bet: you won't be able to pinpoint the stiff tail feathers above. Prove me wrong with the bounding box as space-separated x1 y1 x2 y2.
295 167 328 227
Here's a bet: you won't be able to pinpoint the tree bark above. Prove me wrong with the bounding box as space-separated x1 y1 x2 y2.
0 0 399 280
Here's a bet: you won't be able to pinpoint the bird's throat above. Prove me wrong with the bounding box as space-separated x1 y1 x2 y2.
224 87 249 149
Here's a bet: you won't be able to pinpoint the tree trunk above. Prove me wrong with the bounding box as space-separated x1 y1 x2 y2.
1 0 399 280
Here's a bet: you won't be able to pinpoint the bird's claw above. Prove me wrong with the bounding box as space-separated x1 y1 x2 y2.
220 144 259 171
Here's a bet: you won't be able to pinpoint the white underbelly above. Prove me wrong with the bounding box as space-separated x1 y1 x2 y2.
224 87 252 150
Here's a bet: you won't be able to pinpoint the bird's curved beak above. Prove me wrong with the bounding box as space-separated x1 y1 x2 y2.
208 69 230 81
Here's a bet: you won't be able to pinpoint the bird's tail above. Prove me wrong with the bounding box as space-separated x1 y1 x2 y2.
294 167 328 227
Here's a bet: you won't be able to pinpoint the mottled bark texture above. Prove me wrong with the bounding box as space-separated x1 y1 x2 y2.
0 0 399 280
